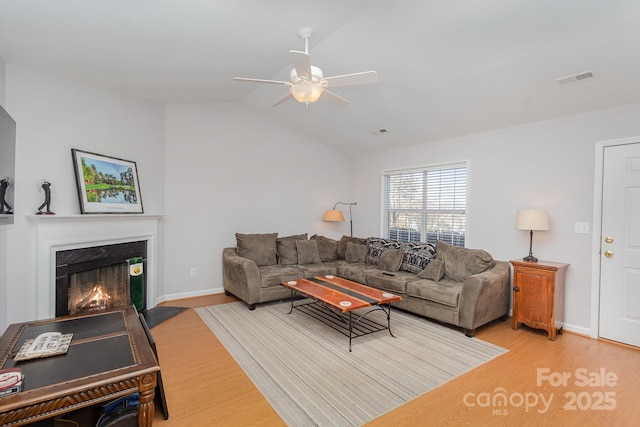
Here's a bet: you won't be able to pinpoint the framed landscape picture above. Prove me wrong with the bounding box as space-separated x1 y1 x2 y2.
71 149 143 214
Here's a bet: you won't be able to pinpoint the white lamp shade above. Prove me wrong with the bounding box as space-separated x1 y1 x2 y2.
516 209 550 231
323 210 345 222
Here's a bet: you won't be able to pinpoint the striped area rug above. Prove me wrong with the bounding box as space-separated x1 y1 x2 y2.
196 301 506 426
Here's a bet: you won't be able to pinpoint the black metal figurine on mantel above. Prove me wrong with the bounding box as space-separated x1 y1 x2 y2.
0 177 12 214
36 179 55 215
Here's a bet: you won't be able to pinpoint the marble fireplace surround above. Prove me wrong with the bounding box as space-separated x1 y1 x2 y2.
30 214 161 319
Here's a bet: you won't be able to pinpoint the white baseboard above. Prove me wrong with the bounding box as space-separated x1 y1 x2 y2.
155 286 224 304
562 322 591 338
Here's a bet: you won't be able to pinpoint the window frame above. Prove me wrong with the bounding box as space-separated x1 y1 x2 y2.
381 161 468 247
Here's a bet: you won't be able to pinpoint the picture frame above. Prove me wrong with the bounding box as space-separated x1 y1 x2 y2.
71 149 144 214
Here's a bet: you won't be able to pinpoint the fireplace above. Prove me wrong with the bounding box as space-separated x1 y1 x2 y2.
55 241 147 317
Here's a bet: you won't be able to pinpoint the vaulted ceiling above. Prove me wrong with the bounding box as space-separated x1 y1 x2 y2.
1 1 639 156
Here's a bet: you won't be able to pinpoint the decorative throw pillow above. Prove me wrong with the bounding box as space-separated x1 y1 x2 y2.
337 236 367 260
366 237 402 265
377 249 404 272
276 234 308 265
310 235 338 261
296 240 322 265
418 258 445 281
400 242 436 273
236 233 278 266
436 240 494 282
345 242 368 263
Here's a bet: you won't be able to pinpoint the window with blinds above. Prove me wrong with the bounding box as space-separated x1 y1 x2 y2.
382 163 467 247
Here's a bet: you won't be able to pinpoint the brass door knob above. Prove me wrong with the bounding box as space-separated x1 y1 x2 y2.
604 250 614 258
605 237 614 244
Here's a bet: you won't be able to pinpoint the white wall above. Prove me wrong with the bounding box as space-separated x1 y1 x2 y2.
352 102 640 334
163 102 353 300
0 54 5 104
0 54 7 332
3 65 166 326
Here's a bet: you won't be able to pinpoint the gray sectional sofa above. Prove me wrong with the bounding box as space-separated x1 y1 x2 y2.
223 233 510 337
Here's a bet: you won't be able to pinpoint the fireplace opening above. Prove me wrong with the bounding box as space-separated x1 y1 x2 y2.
68 262 130 316
56 241 147 317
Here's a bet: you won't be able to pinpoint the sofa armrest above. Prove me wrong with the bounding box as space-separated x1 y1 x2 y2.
222 247 262 305
458 261 511 331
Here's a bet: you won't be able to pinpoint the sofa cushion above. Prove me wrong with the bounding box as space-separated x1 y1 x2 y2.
436 241 494 282
406 279 463 307
294 261 341 278
257 265 303 288
276 233 308 265
337 262 380 284
366 237 403 265
310 235 338 261
366 271 415 294
337 236 367 260
400 242 436 273
236 233 278 266
296 240 322 264
418 258 445 281
377 249 404 272
345 242 368 263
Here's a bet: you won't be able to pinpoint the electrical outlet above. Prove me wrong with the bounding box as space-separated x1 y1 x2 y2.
190 267 197 277
574 222 590 234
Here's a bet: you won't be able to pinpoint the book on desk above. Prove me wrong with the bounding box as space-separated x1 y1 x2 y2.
14 332 73 362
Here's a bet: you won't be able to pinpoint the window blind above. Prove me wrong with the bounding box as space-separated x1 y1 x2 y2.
383 163 467 246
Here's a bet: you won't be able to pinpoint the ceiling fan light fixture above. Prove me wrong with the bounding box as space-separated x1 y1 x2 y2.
290 83 324 103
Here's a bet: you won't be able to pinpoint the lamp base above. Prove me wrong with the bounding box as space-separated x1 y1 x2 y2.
523 255 538 262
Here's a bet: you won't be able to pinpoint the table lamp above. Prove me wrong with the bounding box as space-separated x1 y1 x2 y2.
516 209 549 262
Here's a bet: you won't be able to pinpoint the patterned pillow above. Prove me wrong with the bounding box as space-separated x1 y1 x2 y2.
366 237 402 265
400 242 436 273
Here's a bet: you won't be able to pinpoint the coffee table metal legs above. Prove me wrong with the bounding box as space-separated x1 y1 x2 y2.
286 289 396 352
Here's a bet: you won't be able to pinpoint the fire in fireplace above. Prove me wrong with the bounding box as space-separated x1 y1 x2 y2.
68 262 130 315
55 241 147 317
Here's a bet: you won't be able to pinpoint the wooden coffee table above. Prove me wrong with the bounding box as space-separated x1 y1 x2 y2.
281 276 402 351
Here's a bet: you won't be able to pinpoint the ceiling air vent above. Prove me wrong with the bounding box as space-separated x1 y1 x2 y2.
556 70 595 86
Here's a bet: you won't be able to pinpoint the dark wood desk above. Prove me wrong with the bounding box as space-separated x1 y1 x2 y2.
0 306 159 426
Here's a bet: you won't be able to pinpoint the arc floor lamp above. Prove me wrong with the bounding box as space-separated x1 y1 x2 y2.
323 202 357 236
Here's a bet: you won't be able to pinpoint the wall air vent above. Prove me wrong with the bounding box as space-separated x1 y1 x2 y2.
556 70 595 86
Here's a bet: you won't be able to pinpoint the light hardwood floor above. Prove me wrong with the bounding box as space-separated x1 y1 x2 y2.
151 294 640 426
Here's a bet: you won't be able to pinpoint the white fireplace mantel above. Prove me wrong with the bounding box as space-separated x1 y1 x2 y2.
29 214 162 319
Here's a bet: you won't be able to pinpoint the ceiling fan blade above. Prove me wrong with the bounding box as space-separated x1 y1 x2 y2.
234 77 291 86
289 50 312 80
322 89 349 106
323 71 378 88
272 93 293 107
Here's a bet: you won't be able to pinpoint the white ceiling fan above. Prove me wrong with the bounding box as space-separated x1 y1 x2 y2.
234 28 378 107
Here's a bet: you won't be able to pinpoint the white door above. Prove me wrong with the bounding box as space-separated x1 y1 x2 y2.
599 142 640 347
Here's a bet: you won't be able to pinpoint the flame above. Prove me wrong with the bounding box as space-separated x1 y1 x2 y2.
75 284 114 312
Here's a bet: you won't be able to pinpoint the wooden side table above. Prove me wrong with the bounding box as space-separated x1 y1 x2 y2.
510 260 569 341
